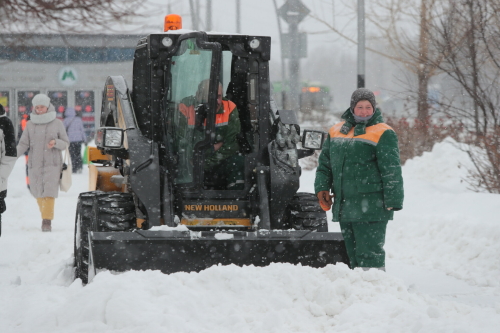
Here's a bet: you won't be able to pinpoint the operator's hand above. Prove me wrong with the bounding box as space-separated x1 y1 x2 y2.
214 142 223 151
387 207 393 211
317 191 333 211
47 139 56 149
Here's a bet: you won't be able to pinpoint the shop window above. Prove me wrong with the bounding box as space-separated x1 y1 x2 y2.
48 91 68 119
0 91 9 114
17 90 40 138
75 90 95 141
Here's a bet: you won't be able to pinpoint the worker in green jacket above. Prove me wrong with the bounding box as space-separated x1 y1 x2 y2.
314 88 404 271
177 80 244 190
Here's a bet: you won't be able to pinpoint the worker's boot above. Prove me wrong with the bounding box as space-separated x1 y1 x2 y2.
41 219 52 232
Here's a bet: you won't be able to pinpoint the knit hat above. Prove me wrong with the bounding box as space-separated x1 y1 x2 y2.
0 104 5 115
350 88 376 111
31 93 51 108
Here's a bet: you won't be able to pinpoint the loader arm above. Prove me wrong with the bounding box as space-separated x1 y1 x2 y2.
99 76 162 227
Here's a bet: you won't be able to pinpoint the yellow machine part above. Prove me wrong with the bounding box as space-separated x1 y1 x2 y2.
180 218 252 227
87 146 112 164
88 165 123 192
87 146 123 192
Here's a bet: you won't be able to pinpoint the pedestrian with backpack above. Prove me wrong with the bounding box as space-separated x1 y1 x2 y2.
63 107 87 173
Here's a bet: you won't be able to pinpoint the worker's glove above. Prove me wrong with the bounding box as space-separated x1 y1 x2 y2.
317 191 333 211
195 104 208 131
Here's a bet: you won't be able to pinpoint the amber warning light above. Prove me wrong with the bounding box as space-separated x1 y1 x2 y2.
164 14 182 32
302 87 321 93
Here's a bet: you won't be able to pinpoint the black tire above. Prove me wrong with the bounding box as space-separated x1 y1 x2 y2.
95 192 136 231
284 192 328 232
74 191 136 284
74 192 96 284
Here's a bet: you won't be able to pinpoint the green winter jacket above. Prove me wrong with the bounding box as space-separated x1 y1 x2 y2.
314 108 404 222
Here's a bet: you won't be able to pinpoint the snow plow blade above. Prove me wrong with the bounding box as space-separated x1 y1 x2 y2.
87 230 348 281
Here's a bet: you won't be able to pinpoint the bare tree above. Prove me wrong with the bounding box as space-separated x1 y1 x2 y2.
428 0 500 192
366 0 450 128
0 0 143 34
309 1 457 161
310 1 448 129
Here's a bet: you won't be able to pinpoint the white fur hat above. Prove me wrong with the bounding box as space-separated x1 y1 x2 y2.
31 94 51 108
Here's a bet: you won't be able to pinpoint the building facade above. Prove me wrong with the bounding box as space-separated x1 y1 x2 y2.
0 34 141 139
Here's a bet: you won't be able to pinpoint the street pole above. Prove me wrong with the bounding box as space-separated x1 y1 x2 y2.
289 15 300 112
236 0 241 33
277 0 309 112
188 0 198 30
206 0 212 31
357 0 365 88
272 0 287 109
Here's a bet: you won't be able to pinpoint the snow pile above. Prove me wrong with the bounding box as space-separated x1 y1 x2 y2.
403 137 472 192
388 138 500 287
2 263 499 332
1 138 500 332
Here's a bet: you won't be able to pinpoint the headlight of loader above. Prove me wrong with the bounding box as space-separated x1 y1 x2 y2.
301 129 327 150
104 129 123 148
95 127 124 149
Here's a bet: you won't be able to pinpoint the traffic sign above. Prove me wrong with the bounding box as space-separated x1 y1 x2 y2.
278 0 311 24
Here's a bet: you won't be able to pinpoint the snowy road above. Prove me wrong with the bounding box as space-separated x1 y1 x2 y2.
1 139 499 332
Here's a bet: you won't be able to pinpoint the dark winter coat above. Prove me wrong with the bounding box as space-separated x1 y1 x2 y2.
314 108 404 222
17 106 70 198
0 114 17 192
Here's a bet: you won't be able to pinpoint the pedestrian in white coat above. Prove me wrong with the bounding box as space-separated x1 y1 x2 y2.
17 94 70 232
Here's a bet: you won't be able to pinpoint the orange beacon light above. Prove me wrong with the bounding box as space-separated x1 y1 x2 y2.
164 14 182 32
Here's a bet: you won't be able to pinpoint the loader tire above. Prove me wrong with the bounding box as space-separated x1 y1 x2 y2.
74 192 136 284
74 192 96 284
284 192 328 232
95 192 136 232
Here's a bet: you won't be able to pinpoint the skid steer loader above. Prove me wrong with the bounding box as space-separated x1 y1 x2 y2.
74 16 348 284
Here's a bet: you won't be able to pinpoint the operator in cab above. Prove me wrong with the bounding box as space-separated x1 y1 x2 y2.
178 79 244 190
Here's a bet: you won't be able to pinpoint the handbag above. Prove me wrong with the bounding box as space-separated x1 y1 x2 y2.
60 147 72 192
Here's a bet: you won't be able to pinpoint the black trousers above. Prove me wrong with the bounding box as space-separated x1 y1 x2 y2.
0 190 6 237
69 142 83 172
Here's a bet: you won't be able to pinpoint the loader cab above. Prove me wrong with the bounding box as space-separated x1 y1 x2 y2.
131 31 273 228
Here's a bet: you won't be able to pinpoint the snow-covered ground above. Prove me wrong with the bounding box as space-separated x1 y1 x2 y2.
1 138 499 332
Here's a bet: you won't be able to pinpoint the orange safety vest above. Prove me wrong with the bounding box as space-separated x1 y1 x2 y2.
179 100 236 127
329 122 393 146
21 115 28 131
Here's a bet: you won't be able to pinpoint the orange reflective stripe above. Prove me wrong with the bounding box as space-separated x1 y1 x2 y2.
215 100 236 127
179 103 196 126
329 122 393 145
